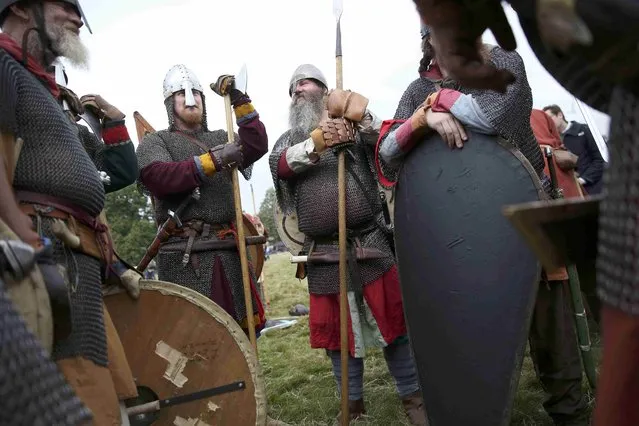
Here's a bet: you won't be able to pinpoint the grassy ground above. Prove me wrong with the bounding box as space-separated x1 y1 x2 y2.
258 253 599 425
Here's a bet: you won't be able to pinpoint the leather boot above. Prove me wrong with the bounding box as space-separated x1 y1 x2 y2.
401 391 429 426
336 399 366 421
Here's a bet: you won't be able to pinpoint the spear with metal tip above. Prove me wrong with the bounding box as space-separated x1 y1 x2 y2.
210 65 259 355
333 0 350 423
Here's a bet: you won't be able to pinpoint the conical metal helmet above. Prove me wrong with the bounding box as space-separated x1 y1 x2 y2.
0 0 92 33
420 20 431 39
163 64 204 107
288 64 328 96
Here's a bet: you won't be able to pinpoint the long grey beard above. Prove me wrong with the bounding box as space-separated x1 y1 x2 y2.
47 26 90 69
288 93 324 134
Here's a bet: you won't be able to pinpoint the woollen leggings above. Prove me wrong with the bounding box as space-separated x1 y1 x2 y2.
326 339 420 401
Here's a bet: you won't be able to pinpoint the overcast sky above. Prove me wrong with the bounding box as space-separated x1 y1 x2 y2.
59 0 611 213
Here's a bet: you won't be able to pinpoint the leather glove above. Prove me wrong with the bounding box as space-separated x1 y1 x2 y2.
80 94 125 122
326 89 369 122
310 110 356 154
210 74 247 105
118 269 141 299
554 148 578 171
211 74 235 96
408 92 438 131
209 142 243 171
58 85 85 119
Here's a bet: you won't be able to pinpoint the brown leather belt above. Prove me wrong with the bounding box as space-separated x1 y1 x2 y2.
16 191 112 263
167 219 230 239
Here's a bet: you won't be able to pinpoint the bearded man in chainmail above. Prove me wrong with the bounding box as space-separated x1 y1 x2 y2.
377 23 590 426
136 64 269 337
1 1 140 424
269 63 426 425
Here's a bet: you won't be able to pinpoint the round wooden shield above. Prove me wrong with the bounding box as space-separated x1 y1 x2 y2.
242 213 264 278
273 203 305 255
104 280 267 426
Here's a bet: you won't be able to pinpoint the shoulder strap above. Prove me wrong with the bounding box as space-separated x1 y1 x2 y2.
174 131 211 153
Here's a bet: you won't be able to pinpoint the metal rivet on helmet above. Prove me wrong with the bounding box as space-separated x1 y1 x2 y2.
163 64 204 107
0 0 92 33
288 64 328 96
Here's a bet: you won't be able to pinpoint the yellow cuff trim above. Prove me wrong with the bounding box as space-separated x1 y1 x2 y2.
234 103 256 119
240 313 263 330
310 128 327 154
199 153 216 176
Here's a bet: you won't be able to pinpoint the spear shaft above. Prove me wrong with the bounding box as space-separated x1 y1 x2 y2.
333 0 349 424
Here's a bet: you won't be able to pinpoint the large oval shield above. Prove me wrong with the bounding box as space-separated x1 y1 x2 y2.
104 280 267 426
394 132 544 426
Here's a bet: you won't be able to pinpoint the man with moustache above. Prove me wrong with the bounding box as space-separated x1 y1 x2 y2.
269 64 426 425
136 64 269 337
377 23 588 426
0 1 139 424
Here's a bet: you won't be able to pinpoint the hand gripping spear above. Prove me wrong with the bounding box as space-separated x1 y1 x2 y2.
210 66 259 355
333 0 350 423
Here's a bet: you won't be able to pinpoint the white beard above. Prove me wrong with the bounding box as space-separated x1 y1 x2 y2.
47 25 89 69
288 92 324 134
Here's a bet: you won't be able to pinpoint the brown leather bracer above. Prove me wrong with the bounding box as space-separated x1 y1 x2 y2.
319 117 356 147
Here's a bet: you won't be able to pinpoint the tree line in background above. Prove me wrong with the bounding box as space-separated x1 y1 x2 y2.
104 185 157 265
258 187 281 244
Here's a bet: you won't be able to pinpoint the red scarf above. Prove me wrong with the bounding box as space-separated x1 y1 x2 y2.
0 33 60 98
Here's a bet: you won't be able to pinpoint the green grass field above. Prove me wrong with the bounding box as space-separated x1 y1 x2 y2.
258 253 598 425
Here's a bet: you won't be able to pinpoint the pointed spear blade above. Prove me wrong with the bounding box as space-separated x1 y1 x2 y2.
333 0 343 21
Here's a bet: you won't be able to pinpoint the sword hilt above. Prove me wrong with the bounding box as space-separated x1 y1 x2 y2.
168 210 182 228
